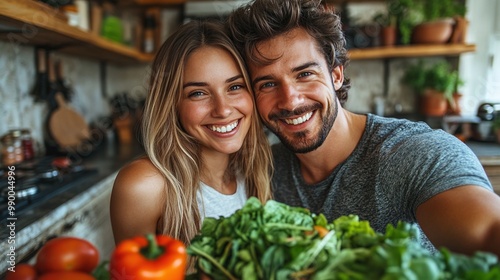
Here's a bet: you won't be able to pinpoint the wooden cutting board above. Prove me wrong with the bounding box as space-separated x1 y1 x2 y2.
48 92 90 149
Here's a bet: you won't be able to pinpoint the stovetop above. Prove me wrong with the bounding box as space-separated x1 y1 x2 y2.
0 157 98 219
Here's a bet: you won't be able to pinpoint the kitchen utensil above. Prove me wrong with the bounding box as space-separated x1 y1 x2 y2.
32 48 49 101
45 53 89 150
55 60 74 102
48 92 91 150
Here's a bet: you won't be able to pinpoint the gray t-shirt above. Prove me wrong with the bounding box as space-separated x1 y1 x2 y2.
271 114 492 252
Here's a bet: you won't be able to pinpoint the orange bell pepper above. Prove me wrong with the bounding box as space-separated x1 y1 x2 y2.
109 234 187 280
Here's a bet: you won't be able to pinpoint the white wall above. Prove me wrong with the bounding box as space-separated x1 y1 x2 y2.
460 0 500 115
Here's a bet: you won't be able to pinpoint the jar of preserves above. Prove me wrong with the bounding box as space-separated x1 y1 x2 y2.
21 129 35 160
1 134 16 166
9 129 24 164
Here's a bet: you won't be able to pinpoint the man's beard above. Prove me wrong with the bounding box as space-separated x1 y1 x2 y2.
265 101 338 154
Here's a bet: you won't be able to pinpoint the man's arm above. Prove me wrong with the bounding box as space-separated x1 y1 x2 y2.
416 185 500 257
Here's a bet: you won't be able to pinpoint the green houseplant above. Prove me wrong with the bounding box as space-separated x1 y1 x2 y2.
388 0 466 45
373 12 397 46
385 0 423 45
411 0 466 44
402 60 463 116
373 1 400 47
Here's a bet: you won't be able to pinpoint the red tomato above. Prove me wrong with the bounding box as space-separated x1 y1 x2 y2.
38 271 96 280
5 263 37 280
35 237 99 274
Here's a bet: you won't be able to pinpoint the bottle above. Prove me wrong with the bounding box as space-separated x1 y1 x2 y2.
31 48 49 101
143 12 156 54
21 129 35 161
75 0 90 31
101 0 123 43
61 2 80 27
47 54 63 110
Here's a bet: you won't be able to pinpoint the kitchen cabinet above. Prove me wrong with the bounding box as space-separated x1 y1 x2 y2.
0 0 153 64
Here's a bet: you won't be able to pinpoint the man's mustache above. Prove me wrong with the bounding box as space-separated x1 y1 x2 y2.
268 103 322 120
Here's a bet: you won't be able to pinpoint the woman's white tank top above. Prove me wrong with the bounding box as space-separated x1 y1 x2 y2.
196 177 247 223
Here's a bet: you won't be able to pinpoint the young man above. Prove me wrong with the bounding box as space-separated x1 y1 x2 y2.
228 0 500 256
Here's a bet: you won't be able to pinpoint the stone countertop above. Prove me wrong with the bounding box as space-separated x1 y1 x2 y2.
0 140 144 270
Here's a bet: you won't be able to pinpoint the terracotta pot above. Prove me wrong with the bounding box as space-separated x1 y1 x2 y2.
411 19 454 44
380 26 396 46
419 89 448 117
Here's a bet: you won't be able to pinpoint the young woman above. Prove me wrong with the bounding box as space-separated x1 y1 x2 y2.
110 20 272 246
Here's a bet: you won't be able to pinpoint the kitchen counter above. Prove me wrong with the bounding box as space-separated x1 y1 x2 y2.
466 141 500 165
0 140 144 273
466 140 500 194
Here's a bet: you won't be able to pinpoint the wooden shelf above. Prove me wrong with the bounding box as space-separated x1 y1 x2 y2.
0 0 476 64
348 44 476 60
133 0 185 5
0 0 154 64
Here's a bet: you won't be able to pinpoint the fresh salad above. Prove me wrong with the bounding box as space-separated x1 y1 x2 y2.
188 197 500 280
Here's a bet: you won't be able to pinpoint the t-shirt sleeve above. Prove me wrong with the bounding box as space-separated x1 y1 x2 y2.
381 129 492 220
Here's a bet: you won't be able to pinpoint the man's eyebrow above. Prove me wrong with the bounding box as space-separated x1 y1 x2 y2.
252 62 321 86
292 61 321 72
252 75 273 87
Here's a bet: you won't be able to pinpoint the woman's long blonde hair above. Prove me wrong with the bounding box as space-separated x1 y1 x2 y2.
141 20 272 245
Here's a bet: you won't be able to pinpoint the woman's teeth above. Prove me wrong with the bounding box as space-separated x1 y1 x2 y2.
209 120 238 133
284 112 313 125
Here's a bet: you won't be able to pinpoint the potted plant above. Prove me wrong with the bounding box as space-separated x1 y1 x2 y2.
402 60 463 117
411 0 466 44
373 9 397 46
388 0 466 45
385 0 424 45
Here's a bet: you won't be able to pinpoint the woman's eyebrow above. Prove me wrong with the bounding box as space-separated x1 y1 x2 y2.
183 81 207 89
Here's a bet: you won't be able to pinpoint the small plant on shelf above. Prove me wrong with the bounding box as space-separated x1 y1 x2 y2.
402 60 463 116
388 0 466 45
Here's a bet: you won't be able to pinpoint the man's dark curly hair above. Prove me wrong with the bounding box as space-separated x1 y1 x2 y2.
227 0 351 105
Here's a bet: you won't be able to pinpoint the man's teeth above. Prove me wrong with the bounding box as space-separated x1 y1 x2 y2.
210 120 238 133
284 112 313 125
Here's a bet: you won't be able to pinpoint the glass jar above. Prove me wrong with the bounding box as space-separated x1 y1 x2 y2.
21 129 35 160
1 134 16 166
9 129 24 164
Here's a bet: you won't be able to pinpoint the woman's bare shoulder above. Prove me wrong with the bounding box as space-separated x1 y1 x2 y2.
116 158 165 186
113 158 165 196
110 158 166 243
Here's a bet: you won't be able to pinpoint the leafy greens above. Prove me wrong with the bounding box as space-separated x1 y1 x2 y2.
188 198 500 280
